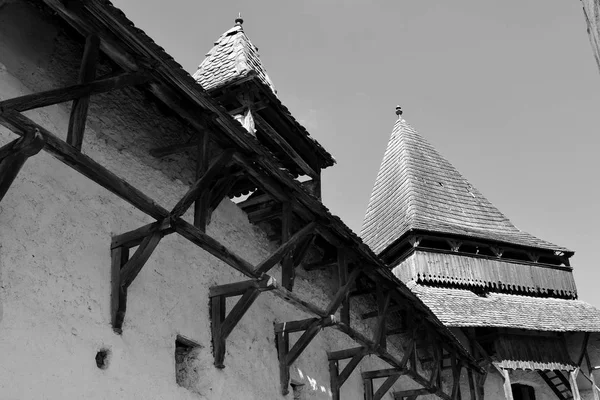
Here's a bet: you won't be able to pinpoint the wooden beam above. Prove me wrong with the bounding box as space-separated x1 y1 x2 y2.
254 113 316 178
112 231 162 333
325 266 361 316
110 246 128 334
171 217 256 277
373 286 391 348
193 131 210 230
293 233 314 268
330 348 368 400
0 111 169 219
577 332 590 367
336 249 350 325
67 34 100 150
286 318 331 366
277 330 291 395
328 347 366 361
254 221 317 276
450 353 462 400
170 149 235 219
0 72 150 115
467 368 477 400
211 294 226 368
209 275 276 298
276 315 336 394
210 275 276 368
208 172 240 212
280 200 294 290
0 127 45 202
120 231 163 288
337 349 367 388
373 374 402 400
501 369 514 400
111 218 171 249
362 369 404 379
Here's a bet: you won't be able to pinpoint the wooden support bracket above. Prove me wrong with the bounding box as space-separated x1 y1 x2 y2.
0 127 45 202
170 148 235 220
254 221 317 276
328 346 369 400
275 315 337 395
210 275 276 368
362 368 405 400
111 228 165 333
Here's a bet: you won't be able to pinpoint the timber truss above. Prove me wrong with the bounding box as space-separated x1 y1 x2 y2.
0 1 482 398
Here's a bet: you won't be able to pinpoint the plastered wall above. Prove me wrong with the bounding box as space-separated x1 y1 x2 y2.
0 3 463 399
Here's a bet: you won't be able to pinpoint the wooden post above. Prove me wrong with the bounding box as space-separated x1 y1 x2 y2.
110 246 128 334
112 231 163 333
585 350 600 400
337 249 350 325
67 34 100 150
193 131 210 230
500 369 514 400
277 330 291 395
569 368 582 400
281 201 294 290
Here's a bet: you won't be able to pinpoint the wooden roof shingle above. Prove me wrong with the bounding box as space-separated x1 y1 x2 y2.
193 23 276 93
361 116 569 255
408 283 600 332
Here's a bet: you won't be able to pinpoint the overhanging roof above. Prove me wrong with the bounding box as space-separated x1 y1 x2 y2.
408 282 600 332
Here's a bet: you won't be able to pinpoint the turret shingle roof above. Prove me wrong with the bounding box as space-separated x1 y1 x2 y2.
361 117 569 255
193 23 275 93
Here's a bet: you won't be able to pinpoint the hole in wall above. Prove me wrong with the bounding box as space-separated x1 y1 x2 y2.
95 348 110 369
175 335 201 388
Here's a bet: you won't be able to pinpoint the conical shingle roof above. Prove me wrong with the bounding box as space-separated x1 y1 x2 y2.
361 116 568 255
193 22 275 93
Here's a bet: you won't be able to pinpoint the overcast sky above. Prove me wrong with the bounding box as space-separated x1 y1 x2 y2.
113 0 600 306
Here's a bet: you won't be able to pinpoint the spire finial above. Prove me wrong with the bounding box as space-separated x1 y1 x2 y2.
395 105 403 119
235 13 244 26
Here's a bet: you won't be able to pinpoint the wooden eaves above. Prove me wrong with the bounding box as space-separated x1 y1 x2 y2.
0 1 483 399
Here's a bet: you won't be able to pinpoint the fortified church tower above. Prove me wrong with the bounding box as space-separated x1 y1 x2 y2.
362 107 600 399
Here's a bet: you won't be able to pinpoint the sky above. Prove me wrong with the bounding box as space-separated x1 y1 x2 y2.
113 0 600 306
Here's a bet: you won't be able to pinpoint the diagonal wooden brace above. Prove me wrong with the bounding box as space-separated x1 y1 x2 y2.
362 368 404 400
275 315 337 395
0 128 45 202
210 275 276 368
328 346 369 400
67 34 100 150
170 148 235 219
111 230 164 333
254 221 317 276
